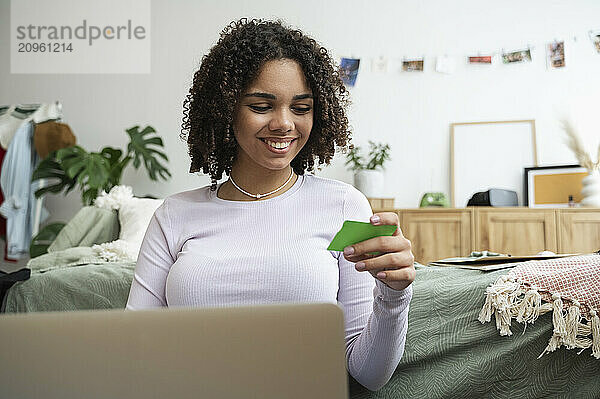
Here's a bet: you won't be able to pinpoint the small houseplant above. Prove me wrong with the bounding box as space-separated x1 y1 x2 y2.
345 140 391 197
32 125 171 206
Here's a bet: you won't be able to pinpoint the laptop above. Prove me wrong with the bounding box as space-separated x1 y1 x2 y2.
0 303 349 399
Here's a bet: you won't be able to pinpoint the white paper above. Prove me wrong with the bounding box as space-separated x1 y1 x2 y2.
435 55 456 74
371 56 388 73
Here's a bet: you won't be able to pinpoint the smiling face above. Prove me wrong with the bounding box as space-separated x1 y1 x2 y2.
232 58 314 172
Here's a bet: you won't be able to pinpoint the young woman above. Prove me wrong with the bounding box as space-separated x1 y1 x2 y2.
126 18 415 391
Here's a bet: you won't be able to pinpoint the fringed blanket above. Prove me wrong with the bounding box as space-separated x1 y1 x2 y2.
479 254 600 359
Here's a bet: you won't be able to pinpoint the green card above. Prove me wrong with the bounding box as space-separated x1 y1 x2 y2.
327 220 397 252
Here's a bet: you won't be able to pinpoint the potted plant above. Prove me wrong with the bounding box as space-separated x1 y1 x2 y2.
344 140 391 197
32 125 171 205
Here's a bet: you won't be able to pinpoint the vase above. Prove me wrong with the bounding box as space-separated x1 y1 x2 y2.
581 170 600 207
354 169 384 198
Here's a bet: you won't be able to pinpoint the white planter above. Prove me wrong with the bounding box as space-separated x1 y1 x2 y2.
354 169 384 198
581 170 600 207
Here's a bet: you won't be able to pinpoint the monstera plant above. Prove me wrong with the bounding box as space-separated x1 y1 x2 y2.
32 125 171 205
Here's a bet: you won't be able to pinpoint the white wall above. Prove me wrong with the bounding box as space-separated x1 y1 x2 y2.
1 0 599 224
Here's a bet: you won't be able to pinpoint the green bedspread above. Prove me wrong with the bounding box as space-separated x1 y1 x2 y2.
348 265 600 399
3 247 135 312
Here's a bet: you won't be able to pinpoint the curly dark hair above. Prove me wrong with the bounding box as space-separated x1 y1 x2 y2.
180 17 353 190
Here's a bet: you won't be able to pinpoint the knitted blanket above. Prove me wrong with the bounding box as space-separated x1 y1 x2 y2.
479 254 600 359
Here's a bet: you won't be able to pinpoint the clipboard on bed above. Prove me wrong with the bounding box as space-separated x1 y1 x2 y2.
428 253 580 271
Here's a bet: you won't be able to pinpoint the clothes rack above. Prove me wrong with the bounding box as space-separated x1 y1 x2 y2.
0 101 62 259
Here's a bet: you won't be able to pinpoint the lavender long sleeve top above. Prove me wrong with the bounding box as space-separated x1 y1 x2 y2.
126 173 412 391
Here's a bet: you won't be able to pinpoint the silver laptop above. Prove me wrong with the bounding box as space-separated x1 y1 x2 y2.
0 303 348 399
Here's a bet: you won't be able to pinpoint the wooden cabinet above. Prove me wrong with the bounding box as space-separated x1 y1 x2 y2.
476 208 557 255
398 209 472 265
385 207 600 264
557 210 600 254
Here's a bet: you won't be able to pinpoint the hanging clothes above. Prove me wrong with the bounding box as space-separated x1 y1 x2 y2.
33 121 77 159
0 105 24 150
0 122 49 259
0 102 62 150
0 146 11 263
0 102 62 259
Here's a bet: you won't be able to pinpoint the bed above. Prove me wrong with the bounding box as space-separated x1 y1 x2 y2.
2 206 598 398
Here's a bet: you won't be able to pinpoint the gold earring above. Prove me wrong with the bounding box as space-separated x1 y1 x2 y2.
224 126 234 143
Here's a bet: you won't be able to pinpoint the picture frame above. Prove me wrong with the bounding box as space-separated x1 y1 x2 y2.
450 120 538 207
524 165 588 208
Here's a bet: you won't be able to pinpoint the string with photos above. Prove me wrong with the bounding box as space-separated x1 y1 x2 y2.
336 29 600 71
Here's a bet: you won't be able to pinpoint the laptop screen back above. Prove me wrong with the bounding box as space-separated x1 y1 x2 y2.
0 303 348 399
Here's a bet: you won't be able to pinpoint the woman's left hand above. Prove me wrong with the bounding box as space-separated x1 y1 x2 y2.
343 212 415 291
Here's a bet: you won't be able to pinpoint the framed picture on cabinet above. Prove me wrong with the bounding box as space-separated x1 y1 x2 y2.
450 119 538 207
524 164 587 208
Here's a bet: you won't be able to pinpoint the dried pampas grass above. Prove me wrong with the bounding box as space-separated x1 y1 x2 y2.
561 119 599 171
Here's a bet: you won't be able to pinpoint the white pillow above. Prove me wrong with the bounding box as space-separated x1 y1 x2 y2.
118 197 164 256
